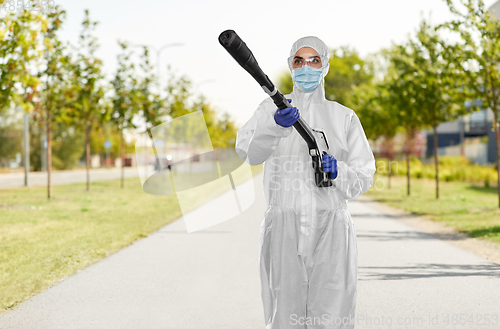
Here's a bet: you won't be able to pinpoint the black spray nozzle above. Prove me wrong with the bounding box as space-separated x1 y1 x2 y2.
218 30 256 75
218 30 236 48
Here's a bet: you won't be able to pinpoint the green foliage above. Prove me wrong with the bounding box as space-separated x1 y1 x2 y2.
2 6 238 174
213 111 238 149
37 6 74 119
350 82 402 142
440 0 500 200
382 17 472 197
164 68 194 119
164 69 238 149
325 47 373 105
89 123 134 158
29 121 84 171
28 122 43 171
35 6 78 135
0 108 22 166
50 124 85 170
69 9 107 129
0 10 46 114
197 97 238 149
388 19 468 131
440 0 500 117
376 155 497 186
138 46 165 128
111 41 139 131
89 124 115 157
276 70 293 95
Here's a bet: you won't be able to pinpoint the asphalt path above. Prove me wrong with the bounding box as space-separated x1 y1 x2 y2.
0 172 499 329
0 167 140 189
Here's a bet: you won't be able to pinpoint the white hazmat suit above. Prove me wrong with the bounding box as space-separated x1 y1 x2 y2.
235 36 376 329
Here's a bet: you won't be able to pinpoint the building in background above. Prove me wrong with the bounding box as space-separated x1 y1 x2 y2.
421 108 490 164
490 0 500 15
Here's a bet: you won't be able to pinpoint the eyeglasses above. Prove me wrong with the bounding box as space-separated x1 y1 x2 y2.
288 53 323 69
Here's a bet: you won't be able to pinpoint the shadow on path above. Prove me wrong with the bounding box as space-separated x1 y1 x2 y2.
359 263 500 280
357 229 470 242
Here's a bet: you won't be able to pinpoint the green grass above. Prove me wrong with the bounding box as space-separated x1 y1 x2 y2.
365 173 500 244
0 164 262 313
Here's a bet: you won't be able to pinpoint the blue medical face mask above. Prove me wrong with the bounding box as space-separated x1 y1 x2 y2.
292 65 323 93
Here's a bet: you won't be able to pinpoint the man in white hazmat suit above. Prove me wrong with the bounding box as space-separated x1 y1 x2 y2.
235 36 376 329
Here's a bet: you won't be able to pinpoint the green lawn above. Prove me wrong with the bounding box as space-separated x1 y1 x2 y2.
0 164 262 313
365 173 500 244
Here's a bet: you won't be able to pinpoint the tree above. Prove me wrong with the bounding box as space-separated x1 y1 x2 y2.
191 94 238 149
164 68 194 119
0 10 46 180
111 41 141 188
163 69 239 155
207 108 238 149
89 122 125 166
325 47 374 106
0 108 23 166
29 121 84 171
391 19 468 199
48 123 85 170
71 10 107 191
0 14 16 113
351 81 402 189
37 6 76 199
0 10 44 115
440 0 500 206
383 44 426 195
138 46 166 128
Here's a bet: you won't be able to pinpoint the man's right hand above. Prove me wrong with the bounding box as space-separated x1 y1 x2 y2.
274 99 300 128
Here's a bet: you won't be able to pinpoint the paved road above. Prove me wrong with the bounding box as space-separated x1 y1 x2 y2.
0 173 499 329
0 167 140 189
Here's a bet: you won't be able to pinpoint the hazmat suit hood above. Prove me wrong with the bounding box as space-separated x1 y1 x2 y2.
288 36 330 105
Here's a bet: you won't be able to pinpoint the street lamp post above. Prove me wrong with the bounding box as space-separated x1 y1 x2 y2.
20 106 29 186
157 43 183 94
194 79 215 89
192 79 216 100
131 42 184 95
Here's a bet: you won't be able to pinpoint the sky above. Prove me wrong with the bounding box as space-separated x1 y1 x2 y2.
56 0 499 128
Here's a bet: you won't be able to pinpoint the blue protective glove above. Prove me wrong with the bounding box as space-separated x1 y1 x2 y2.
322 153 338 180
274 99 299 128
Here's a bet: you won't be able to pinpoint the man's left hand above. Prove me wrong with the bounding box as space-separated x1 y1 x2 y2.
322 153 338 179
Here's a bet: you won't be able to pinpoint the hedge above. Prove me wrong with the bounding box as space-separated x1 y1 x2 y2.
375 155 497 187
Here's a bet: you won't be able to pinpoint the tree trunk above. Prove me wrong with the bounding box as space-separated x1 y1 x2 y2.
388 165 391 189
406 127 416 197
46 109 52 200
85 123 91 191
494 112 500 208
406 151 410 196
433 125 439 199
388 136 394 190
121 129 125 189
23 110 30 187
489 74 500 207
